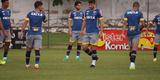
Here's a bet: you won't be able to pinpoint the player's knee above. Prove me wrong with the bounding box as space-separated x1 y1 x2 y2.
77 44 81 50
5 42 10 46
26 51 31 57
129 51 136 57
83 47 92 56
35 50 40 56
27 48 32 51
153 46 157 51
67 45 72 50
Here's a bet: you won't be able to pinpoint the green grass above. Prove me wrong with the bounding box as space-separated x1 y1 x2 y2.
0 49 160 80
42 33 69 46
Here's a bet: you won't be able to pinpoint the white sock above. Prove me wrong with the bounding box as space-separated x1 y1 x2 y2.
3 57 7 61
92 60 96 66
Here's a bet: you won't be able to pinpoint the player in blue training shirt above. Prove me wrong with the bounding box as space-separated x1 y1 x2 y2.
123 2 145 70
0 0 12 65
152 14 160 62
64 1 84 61
81 0 104 68
21 1 46 69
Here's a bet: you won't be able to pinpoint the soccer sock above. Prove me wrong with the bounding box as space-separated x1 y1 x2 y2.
153 46 157 58
130 51 136 63
91 50 98 65
35 50 40 64
83 47 92 56
3 42 10 59
66 45 72 56
76 44 81 56
25 51 31 65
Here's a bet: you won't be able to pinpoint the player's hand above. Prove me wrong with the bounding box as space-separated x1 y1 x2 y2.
80 30 85 36
99 31 103 38
68 30 72 36
123 21 128 26
19 31 24 39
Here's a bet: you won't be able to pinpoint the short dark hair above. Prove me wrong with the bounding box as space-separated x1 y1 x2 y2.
34 1 43 8
88 0 96 4
74 1 81 6
133 1 140 7
1 0 8 3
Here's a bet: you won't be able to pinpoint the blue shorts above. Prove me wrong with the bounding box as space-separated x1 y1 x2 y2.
69 31 82 43
82 33 99 46
0 30 11 43
26 34 42 49
128 34 140 51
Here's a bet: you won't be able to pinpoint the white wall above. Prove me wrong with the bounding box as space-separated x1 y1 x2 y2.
1 0 159 26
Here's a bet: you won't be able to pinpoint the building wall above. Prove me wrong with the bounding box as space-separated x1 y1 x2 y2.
1 0 159 26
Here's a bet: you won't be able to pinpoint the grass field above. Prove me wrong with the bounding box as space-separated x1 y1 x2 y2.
0 33 160 80
0 49 160 80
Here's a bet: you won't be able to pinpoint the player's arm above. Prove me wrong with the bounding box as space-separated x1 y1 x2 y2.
123 11 128 27
21 17 29 32
0 19 3 30
68 12 73 36
80 17 86 36
98 10 104 35
140 12 145 31
98 17 104 34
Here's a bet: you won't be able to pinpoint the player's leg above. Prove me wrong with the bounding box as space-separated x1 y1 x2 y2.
152 34 159 62
82 34 92 56
2 30 11 63
76 32 82 61
0 30 4 48
89 33 99 68
64 32 76 60
76 43 81 61
25 35 34 68
129 35 140 70
0 30 4 64
64 42 73 61
34 35 42 69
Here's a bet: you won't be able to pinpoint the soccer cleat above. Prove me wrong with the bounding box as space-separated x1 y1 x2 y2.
153 58 157 62
129 62 136 70
34 64 40 69
64 56 69 61
76 56 80 61
90 65 96 68
0 60 6 65
25 65 31 69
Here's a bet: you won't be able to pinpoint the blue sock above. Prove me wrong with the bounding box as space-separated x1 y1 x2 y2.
91 50 98 60
26 51 31 65
35 50 40 64
66 45 72 56
76 45 81 56
130 51 136 63
153 46 157 58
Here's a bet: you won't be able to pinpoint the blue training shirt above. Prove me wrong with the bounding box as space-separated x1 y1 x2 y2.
69 10 84 31
26 11 46 35
0 8 11 30
124 10 144 36
153 15 160 35
85 8 102 33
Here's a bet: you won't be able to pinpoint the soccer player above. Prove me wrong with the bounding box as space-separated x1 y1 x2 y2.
0 0 12 65
123 2 145 70
64 1 84 61
152 14 160 62
81 0 104 68
21 1 46 69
